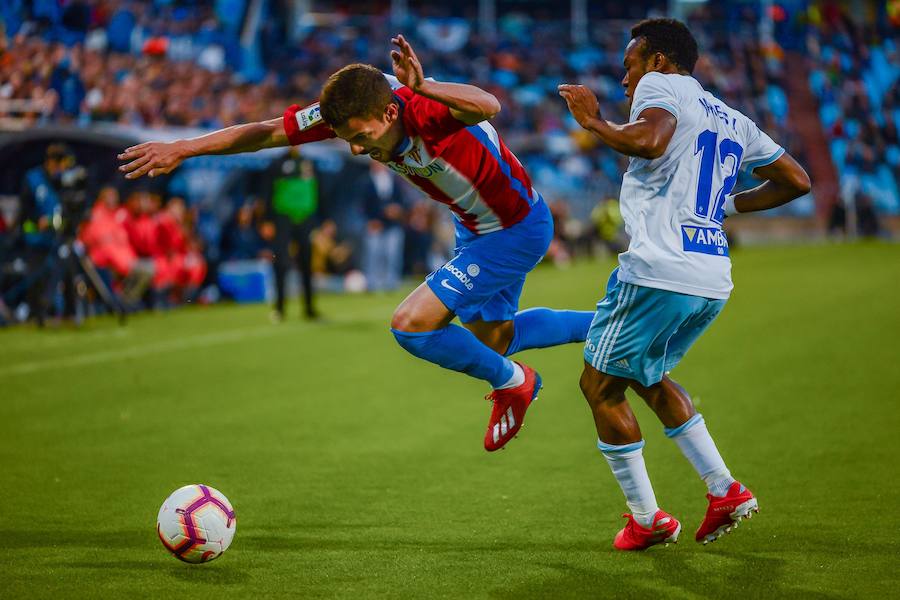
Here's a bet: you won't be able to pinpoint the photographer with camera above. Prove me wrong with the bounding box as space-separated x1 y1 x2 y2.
13 143 123 325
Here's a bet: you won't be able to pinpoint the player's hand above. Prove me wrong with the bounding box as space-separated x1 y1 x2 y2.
558 84 601 129
117 141 186 179
391 34 425 92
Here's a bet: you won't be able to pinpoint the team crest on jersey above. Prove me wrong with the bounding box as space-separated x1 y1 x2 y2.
681 225 729 256
408 147 422 165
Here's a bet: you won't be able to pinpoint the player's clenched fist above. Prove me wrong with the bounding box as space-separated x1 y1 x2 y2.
558 84 601 129
118 141 186 179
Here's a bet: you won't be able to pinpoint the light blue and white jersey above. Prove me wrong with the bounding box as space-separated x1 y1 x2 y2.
617 72 784 299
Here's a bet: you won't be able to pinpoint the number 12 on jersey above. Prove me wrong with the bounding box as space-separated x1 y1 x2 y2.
694 130 743 225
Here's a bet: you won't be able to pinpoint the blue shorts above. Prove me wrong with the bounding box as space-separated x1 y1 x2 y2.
583 268 726 386
426 199 553 324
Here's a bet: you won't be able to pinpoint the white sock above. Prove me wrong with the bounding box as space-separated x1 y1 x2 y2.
598 440 658 527
494 362 525 390
665 414 735 497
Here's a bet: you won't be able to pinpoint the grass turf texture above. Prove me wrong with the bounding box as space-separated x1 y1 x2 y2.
1 242 898 599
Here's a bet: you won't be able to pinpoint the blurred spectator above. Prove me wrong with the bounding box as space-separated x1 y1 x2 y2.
545 200 574 267
311 220 352 278
403 200 438 277
158 196 207 301
855 193 882 238
78 185 154 304
222 202 267 261
591 197 626 255
123 190 170 305
363 162 406 292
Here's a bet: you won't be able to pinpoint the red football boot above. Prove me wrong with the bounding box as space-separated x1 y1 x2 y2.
695 481 759 544
613 510 682 551
483 363 541 452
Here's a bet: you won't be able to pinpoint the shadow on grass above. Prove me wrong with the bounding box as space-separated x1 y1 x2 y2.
487 549 852 600
0 529 248 585
48 560 250 585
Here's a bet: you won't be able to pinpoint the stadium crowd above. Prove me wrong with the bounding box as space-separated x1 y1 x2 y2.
0 1 895 325
0 1 803 208
806 3 900 230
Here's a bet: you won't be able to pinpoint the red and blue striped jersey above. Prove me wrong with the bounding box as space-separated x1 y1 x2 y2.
283 85 537 235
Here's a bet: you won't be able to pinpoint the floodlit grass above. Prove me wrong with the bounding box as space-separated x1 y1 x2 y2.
1 242 898 599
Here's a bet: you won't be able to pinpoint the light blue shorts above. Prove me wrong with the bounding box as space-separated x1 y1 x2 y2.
583 268 726 386
425 199 553 324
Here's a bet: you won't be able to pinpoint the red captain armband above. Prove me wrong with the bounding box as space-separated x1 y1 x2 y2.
283 102 337 145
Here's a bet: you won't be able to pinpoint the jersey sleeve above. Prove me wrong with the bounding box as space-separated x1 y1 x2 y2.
283 103 337 146
630 72 680 122
405 94 468 147
739 119 785 173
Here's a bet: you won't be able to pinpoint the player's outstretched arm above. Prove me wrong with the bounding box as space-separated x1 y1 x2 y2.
391 34 500 125
118 118 290 179
558 84 675 159
727 153 811 215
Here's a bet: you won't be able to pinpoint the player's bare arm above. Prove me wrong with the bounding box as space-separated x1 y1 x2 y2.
118 117 289 179
727 153 812 215
558 84 676 159
391 34 500 125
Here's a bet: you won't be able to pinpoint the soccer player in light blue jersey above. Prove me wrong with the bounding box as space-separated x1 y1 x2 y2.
559 18 810 550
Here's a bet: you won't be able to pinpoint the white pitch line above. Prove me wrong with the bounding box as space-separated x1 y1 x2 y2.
1 304 395 378
0 324 291 377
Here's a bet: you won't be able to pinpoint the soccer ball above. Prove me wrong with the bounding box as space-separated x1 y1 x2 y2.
156 484 236 563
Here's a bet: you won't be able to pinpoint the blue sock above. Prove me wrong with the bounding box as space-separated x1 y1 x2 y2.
392 325 514 388
504 308 594 356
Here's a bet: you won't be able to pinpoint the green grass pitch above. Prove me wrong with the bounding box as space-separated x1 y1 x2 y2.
1 243 898 599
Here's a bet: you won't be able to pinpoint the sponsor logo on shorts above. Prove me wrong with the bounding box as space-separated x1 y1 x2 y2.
445 263 475 290
681 225 729 257
440 279 463 295
466 264 480 277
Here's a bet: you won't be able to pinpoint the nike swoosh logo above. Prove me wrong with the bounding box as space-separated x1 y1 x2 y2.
440 279 463 294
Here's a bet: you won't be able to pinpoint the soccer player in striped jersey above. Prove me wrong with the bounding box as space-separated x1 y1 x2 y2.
119 35 594 451
558 19 811 550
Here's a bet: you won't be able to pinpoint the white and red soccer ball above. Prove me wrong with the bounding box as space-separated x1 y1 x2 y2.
157 484 236 563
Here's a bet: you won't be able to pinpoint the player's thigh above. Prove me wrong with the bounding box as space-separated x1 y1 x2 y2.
391 281 455 332
426 232 539 326
663 298 726 371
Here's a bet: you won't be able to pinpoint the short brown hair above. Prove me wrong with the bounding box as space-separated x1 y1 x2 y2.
319 64 393 128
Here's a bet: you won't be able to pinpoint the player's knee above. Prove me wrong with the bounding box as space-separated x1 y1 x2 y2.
580 365 626 406
390 305 409 331
390 304 422 332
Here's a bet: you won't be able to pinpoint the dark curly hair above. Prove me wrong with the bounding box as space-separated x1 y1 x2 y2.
630 18 699 74
319 63 393 128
